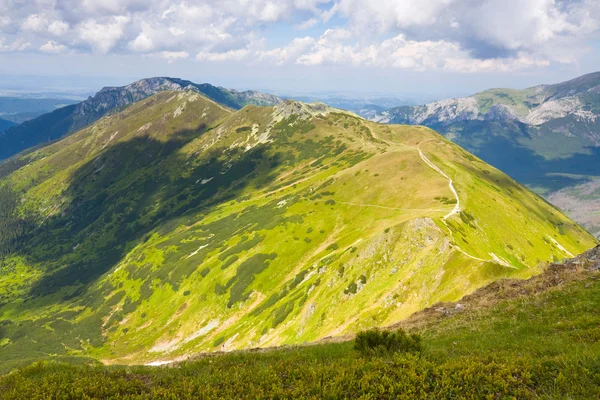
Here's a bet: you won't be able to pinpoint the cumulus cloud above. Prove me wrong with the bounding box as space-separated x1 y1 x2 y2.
158 51 189 63
331 0 600 62
263 29 556 73
77 16 129 53
0 0 596 73
0 38 31 52
260 37 316 65
39 40 68 53
21 14 47 32
48 20 69 36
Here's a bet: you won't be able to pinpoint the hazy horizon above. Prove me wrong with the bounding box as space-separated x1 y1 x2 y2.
0 1 598 99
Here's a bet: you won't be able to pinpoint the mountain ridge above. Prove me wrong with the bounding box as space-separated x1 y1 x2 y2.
0 77 281 161
0 88 595 370
373 71 600 128
369 71 600 237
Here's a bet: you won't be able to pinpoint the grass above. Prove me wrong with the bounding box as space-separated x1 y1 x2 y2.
1 263 599 399
0 91 596 371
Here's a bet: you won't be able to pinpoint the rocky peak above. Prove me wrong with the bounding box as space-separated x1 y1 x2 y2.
272 100 343 121
75 77 187 117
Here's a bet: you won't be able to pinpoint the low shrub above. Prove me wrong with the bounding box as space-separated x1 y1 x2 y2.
354 328 422 357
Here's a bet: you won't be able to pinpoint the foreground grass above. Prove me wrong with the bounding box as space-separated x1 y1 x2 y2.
2 264 599 399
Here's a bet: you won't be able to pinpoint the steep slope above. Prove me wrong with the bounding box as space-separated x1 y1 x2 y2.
0 90 595 371
0 77 280 161
2 248 599 398
372 72 600 237
0 117 15 132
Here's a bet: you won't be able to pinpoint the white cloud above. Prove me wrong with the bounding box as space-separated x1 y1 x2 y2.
0 16 12 29
39 40 67 53
0 0 596 71
260 37 315 64
129 33 154 52
197 48 250 62
158 51 189 63
261 30 557 73
0 38 31 52
77 16 129 53
48 20 69 36
296 18 318 30
22 14 47 32
331 0 600 62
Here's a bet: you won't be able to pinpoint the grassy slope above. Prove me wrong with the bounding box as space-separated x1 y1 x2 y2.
1 249 599 399
0 91 596 371
429 84 600 238
473 86 541 116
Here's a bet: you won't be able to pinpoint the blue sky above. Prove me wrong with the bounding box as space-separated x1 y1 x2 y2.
0 0 598 97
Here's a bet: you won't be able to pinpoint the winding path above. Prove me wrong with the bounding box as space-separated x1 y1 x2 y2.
418 149 460 220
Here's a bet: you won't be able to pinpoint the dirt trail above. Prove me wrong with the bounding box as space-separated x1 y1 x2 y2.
417 149 460 220
360 121 488 264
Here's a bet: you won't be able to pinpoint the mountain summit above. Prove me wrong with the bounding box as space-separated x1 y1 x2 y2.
0 87 595 369
0 77 280 161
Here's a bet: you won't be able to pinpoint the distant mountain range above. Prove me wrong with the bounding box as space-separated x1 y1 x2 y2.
0 117 15 132
370 72 600 237
281 94 428 117
0 77 281 161
0 96 78 124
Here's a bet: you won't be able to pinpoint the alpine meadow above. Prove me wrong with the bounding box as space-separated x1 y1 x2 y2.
0 85 596 373
2 0 600 397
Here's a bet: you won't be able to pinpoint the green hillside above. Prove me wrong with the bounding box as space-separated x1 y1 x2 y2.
2 246 599 399
0 90 596 371
373 72 600 237
0 77 280 161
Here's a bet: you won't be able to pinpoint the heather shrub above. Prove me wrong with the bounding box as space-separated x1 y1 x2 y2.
354 328 422 356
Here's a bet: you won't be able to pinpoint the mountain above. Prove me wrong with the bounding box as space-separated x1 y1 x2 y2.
280 93 428 119
0 117 15 132
2 245 599 398
0 96 79 124
0 77 281 161
371 72 600 237
0 89 595 371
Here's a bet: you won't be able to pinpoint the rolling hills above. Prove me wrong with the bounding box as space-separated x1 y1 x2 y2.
0 77 281 161
0 88 596 371
371 71 600 237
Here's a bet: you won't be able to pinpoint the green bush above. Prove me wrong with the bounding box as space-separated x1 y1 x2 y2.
344 282 357 295
354 329 422 357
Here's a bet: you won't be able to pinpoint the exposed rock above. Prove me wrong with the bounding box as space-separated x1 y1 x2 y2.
523 97 583 125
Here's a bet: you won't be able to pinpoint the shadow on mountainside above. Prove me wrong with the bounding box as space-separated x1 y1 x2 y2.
445 120 600 193
473 140 600 192
21 124 280 300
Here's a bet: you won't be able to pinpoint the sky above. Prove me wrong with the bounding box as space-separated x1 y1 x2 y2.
0 0 599 97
